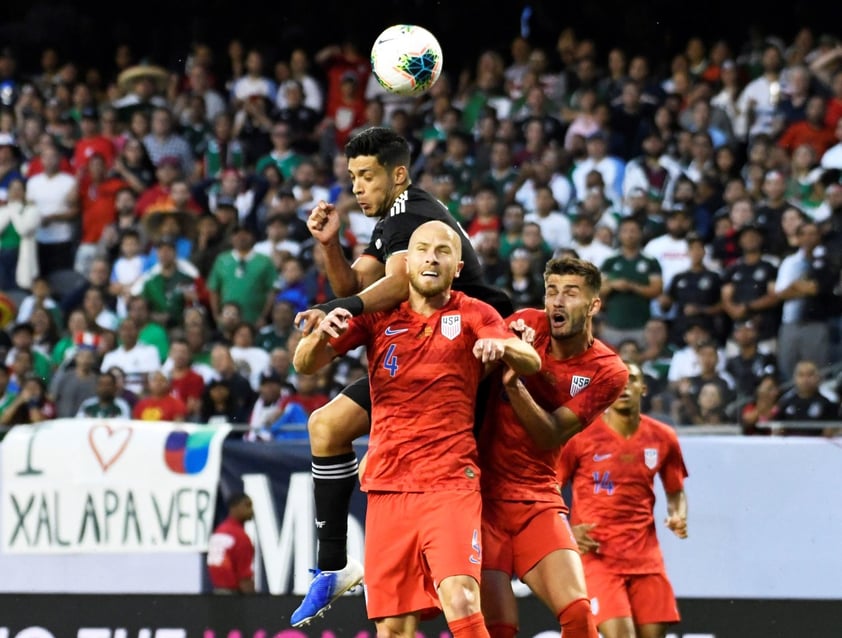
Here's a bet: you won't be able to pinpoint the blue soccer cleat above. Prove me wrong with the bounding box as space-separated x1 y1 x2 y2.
290 557 364 627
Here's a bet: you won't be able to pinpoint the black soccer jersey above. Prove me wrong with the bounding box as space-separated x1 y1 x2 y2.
363 185 513 316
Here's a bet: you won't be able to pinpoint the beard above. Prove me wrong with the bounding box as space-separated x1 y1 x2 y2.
409 271 451 298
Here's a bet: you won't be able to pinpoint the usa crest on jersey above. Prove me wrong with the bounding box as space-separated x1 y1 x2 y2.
644 447 658 469
570 375 591 397
441 314 461 340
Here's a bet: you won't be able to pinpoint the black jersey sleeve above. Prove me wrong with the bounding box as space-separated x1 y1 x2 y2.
362 220 387 263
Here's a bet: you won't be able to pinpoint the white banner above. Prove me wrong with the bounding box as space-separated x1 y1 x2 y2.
0 419 230 554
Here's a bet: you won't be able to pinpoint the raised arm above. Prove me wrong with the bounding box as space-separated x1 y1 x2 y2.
501 373 585 449
292 309 350 374
473 336 541 376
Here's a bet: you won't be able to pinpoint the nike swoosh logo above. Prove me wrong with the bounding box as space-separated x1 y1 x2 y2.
593 454 612 462
384 327 409 336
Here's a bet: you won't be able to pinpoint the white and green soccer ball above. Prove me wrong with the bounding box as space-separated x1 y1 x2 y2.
370 24 444 96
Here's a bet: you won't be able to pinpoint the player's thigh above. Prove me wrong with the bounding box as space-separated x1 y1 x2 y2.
627 572 680 627
480 569 519 628
522 548 589 615
635 622 669 638
374 612 421 638
307 379 371 454
599 616 636 638
583 558 633 629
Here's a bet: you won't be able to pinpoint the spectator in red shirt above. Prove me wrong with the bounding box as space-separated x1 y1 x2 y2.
206 492 256 594
73 107 116 175
278 371 330 417
166 338 205 421
777 95 837 158
132 370 188 421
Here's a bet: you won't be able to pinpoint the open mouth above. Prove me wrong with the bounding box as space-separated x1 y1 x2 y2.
421 270 439 279
550 312 567 329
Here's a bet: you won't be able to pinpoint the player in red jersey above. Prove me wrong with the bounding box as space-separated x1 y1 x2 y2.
294 220 541 638
478 257 628 638
559 361 689 638
206 492 255 594
290 128 513 627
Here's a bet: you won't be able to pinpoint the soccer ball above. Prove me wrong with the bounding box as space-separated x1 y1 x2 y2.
370 24 443 96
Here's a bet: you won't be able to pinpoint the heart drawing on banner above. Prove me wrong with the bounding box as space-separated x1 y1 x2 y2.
88 423 133 472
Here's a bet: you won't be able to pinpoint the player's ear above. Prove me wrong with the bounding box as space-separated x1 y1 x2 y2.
393 164 409 186
588 295 602 316
454 260 464 278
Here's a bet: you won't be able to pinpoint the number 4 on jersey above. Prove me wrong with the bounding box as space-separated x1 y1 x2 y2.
383 343 399 377
592 471 614 495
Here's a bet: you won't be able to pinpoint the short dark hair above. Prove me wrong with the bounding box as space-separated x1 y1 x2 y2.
543 256 602 295
227 491 250 508
345 126 410 169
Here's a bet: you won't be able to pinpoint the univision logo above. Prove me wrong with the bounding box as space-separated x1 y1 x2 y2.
164 429 214 474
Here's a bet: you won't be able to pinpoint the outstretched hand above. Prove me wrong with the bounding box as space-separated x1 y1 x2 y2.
508 317 536 345
295 308 327 336
316 308 353 339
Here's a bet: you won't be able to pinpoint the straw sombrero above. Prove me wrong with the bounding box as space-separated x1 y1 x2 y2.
117 64 169 93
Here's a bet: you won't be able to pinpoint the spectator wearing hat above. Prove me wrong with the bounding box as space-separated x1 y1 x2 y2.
143 107 195 179
72 107 116 175
207 223 277 326
660 232 725 346
600 217 663 348
725 318 780 399
721 221 781 354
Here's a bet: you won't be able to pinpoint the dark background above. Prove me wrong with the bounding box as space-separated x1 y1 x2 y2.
0 0 832 81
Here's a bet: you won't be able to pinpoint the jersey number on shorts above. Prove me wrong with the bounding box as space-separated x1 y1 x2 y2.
592 471 615 495
383 343 399 377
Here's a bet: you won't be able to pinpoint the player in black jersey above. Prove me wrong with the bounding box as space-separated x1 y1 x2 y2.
290 127 514 626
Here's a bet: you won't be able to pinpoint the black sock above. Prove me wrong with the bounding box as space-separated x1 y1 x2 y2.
312 452 358 571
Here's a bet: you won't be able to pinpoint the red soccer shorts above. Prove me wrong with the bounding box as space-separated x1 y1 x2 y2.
482 498 578 578
364 490 483 620
582 555 681 626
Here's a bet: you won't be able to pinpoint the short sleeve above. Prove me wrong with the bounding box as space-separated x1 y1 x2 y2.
659 429 688 493
563 363 628 428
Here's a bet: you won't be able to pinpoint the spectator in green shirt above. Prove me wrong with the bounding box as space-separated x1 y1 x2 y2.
140 235 200 329
207 224 278 326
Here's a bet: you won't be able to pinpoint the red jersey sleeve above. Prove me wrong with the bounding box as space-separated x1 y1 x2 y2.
658 426 688 493
563 356 628 428
329 312 378 356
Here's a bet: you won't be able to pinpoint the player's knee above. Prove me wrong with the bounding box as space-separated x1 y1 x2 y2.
439 578 482 618
375 622 414 638
307 404 345 453
557 597 596 633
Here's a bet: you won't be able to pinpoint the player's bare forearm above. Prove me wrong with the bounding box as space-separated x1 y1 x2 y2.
321 240 362 296
504 379 579 450
293 331 336 374
666 489 688 538
356 271 410 313
501 337 541 376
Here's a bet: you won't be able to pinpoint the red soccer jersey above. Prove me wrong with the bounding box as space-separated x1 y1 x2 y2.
170 370 205 403
480 307 628 502
559 414 688 574
206 517 254 590
132 395 187 421
331 291 513 493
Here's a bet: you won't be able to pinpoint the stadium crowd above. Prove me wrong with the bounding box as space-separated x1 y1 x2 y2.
0 25 842 436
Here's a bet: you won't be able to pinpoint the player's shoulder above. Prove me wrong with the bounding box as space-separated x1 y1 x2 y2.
508 307 546 326
389 185 449 219
588 339 627 368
